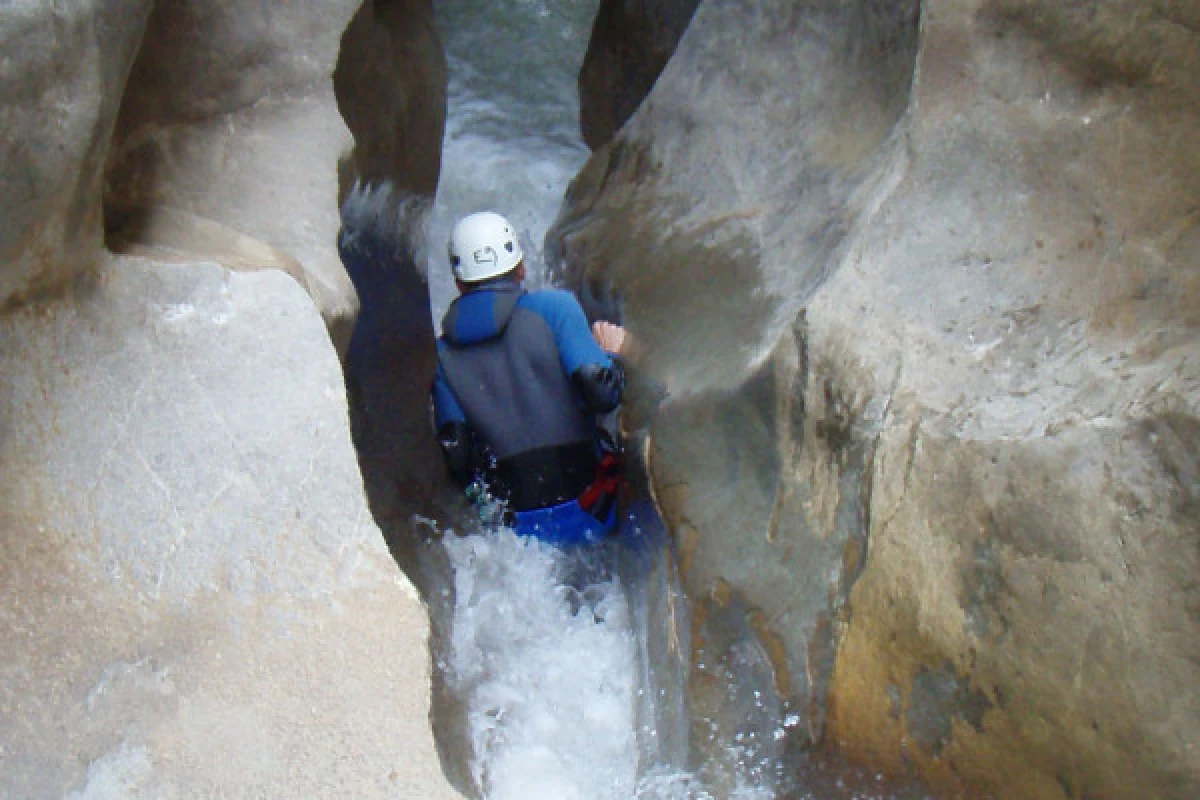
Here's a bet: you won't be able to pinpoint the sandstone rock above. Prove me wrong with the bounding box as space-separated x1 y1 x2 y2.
816 4 1200 795
0 0 153 307
552 0 920 398
0 256 462 799
554 0 1200 796
104 0 364 351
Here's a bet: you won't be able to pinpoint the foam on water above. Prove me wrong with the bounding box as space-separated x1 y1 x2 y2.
441 526 785 800
427 0 598 323
442 529 641 798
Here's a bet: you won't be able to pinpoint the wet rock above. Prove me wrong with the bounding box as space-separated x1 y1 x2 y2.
578 0 701 150
688 583 791 794
334 0 447 195
904 663 992 759
555 0 1200 796
337 183 453 569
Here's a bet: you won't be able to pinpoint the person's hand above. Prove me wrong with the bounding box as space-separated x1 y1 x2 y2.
591 320 627 355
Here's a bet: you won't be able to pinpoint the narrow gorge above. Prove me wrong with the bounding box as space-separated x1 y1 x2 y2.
2 1 1197 799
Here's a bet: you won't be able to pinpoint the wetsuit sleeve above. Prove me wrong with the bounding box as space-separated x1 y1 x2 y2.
525 290 624 413
432 355 465 430
541 290 612 373
432 355 476 486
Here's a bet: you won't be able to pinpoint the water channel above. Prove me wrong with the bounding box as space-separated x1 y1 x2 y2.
419 2 936 798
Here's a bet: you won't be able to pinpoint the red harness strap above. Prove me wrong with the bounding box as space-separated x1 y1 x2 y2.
577 452 622 511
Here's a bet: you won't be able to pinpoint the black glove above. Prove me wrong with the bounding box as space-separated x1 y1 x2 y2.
572 358 626 414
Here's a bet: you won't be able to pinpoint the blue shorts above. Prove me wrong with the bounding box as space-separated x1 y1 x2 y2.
511 498 616 547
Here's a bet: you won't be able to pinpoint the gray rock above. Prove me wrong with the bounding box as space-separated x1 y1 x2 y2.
104 0 364 351
1 1 461 796
578 0 701 150
334 0 447 196
554 0 1200 796
0 256 462 799
0 0 153 306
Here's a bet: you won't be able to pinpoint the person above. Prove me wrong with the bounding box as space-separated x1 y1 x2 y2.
431 211 627 545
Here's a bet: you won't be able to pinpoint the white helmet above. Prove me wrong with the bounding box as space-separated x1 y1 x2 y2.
448 211 524 283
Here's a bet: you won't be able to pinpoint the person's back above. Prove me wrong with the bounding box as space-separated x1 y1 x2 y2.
431 212 624 544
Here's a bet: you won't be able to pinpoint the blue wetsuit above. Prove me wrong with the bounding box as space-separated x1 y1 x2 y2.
432 278 623 545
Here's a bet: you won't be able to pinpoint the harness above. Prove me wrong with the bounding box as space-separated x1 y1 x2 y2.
577 451 622 519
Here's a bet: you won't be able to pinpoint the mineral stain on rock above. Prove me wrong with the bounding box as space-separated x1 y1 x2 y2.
904 662 993 759
1143 412 1200 521
961 539 1009 641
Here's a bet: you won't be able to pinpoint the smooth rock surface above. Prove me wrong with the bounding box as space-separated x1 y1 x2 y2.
334 0 447 195
104 0 362 350
0 0 153 307
553 0 1200 797
0 256 462 799
578 0 700 150
2 1 461 795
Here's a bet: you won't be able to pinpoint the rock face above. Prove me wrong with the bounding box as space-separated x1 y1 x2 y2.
578 0 701 150
103 0 363 351
0 258 461 799
0 0 153 307
334 0 447 195
554 0 1200 797
1 2 461 797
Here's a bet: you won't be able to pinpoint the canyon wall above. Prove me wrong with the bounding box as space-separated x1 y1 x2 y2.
555 1 1200 797
0 2 460 796
577 0 700 149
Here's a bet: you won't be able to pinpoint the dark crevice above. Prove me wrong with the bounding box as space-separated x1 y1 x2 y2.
330 5 476 795
331 0 455 582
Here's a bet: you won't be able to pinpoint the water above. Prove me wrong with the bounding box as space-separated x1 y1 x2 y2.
427 0 599 322
425 3 934 798
440 530 639 799
433 516 778 800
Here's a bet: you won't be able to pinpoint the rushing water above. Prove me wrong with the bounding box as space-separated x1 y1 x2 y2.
424 2 670 796
440 531 639 799
430 505 772 800
424 3 934 799
426 0 599 322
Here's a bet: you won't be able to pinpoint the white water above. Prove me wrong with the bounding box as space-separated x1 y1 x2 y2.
441 530 640 799
437 522 782 800
427 0 599 323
